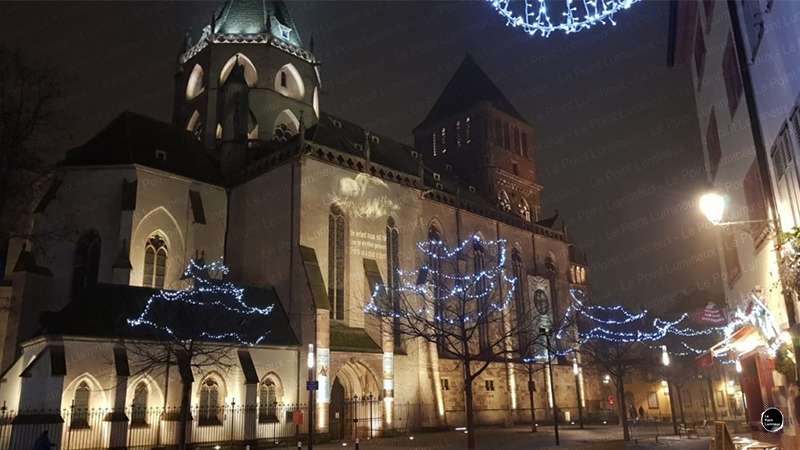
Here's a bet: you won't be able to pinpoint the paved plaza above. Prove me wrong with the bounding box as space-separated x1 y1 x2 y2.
308 425 711 450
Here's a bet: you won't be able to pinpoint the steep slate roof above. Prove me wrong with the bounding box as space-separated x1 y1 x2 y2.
214 0 303 47
39 283 299 347
415 55 528 131
62 112 222 185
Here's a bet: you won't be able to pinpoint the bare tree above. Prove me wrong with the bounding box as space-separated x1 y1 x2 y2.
579 339 647 441
124 258 274 450
0 46 63 248
366 234 565 450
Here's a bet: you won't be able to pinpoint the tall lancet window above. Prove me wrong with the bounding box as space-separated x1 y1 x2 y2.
328 204 347 321
386 217 401 347
428 225 444 351
473 239 489 351
511 249 529 354
71 230 101 298
143 235 167 289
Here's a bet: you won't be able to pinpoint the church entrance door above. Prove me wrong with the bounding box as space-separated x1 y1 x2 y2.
329 377 347 440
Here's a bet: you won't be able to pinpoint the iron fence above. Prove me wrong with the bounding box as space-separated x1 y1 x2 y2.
0 404 306 450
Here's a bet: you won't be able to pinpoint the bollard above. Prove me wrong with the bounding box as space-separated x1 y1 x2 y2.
355 438 360 450
298 441 303 448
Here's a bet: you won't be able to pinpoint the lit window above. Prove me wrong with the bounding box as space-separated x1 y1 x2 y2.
71 381 91 428
440 128 447 154
432 132 437 157
498 190 512 212
199 378 222 426
456 121 462 148
259 379 279 423
465 116 471 144
386 217 402 350
143 235 167 288
518 198 531 222
329 204 347 321
131 382 148 426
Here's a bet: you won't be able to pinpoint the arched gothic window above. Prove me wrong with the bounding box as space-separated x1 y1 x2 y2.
186 64 205 100
71 381 91 428
272 109 300 143
511 249 530 354
498 190 512 212
259 379 279 423
386 217 401 348
219 53 258 87
328 204 346 321
518 197 531 222
274 63 305 100
143 235 167 288
473 239 489 351
131 382 148 425
428 225 445 350
71 231 101 298
198 378 222 426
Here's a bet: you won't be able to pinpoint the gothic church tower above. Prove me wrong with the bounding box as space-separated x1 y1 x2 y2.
173 0 320 178
413 55 542 223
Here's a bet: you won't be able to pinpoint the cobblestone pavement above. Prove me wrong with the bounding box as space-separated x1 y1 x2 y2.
305 425 710 450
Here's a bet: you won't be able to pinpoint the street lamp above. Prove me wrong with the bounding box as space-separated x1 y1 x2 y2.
661 347 678 435
699 192 726 225
572 356 584 429
307 343 315 450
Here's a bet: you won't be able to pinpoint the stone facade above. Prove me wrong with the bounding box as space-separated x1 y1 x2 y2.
0 1 601 447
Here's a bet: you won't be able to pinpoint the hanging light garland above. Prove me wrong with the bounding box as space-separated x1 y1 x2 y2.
487 0 642 38
128 259 274 346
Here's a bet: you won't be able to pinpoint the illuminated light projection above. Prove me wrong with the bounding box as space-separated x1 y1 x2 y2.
331 173 400 219
127 259 274 345
488 0 642 38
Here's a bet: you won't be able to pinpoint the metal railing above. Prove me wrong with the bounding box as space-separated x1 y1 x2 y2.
0 404 306 450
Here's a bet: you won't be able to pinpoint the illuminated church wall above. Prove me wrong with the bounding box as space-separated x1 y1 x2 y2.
129 167 227 291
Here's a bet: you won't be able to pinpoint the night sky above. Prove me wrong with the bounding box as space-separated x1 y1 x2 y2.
0 1 722 309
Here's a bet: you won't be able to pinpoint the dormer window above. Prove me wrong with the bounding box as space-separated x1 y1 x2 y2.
155 150 167 161
371 135 381 145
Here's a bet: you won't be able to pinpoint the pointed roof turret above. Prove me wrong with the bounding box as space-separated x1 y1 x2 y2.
415 55 527 131
213 0 303 47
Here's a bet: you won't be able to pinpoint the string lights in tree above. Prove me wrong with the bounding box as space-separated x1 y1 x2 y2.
128 259 274 346
488 0 641 38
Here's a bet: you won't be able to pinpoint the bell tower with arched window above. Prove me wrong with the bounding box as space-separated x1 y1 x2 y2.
413 55 542 222
172 0 320 177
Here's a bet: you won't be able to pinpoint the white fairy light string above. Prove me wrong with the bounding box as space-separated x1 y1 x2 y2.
488 0 642 38
128 259 274 346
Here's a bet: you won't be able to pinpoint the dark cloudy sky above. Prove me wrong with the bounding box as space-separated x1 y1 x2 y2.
0 0 722 309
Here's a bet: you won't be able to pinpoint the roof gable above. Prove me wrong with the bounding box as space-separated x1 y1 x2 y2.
416 55 527 131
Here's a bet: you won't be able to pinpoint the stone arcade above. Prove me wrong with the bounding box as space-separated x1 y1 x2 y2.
0 1 602 448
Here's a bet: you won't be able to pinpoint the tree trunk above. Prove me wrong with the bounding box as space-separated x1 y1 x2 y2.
177 380 192 450
616 379 630 441
465 377 476 450
528 365 537 432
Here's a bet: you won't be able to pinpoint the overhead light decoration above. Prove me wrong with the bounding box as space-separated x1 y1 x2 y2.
488 0 642 38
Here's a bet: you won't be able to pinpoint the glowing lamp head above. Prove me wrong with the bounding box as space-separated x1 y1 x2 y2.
307 344 315 369
661 345 670 366
699 192 726 225
735 359 742 373
661 380 668 388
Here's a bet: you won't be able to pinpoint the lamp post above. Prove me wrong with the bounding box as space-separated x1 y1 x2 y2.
307 344 315 450
533 287 558 446
527 362 537 433
572 357 584 429
661 346 678 435
542 328 559 446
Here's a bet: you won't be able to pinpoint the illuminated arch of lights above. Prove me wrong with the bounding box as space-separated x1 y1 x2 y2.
487 0 642 38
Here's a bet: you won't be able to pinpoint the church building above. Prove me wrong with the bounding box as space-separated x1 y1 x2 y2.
0 1 600 448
